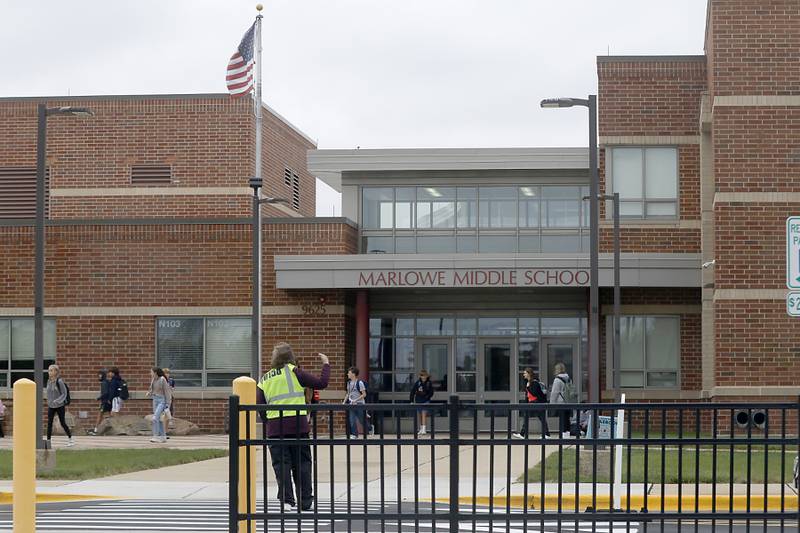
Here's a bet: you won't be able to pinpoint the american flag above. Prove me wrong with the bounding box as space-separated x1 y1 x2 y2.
226 22 256 97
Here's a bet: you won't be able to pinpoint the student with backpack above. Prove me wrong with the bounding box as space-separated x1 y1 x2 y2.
46 364 75 447
343 367 367 438
89 369 114 435
409 369 434 435
110 368 129 416
550 362 574 438
513 368 549 439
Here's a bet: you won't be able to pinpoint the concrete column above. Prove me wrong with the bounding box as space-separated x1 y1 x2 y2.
699 93 716 398
355 290 369 380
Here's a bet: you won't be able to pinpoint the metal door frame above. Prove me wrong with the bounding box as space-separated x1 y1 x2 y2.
414 337 452 400
477 337 516 431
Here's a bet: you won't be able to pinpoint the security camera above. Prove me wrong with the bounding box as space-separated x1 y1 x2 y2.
702 259 716 269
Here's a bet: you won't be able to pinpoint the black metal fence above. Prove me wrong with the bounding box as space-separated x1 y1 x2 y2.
229 397 800 532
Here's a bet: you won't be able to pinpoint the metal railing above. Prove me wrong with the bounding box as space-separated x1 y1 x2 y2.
229 396 800 532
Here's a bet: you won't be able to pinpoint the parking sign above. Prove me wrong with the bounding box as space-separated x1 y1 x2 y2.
787 217 800 289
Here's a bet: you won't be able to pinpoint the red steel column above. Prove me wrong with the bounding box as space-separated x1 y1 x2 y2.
355 290 369 380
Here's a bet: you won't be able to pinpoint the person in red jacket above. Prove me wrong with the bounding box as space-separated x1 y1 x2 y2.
513 368 549 439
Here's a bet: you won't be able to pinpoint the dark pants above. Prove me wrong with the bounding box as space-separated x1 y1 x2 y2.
558 408 571 435
520 409 549 438
47 406 72 439
269 435 312 507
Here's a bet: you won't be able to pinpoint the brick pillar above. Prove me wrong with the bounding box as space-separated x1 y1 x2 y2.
355 290 369 380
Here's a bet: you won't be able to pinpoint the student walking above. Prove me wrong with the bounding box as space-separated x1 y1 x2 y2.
344 367 367 438
256 344 330 512
410 369 434 435
550 362 573 438
89 369 113 435
0 399 5 438
46 364 75 447
108 368 123 416
513 368 549 439
146 367 172 443
163 368 176 420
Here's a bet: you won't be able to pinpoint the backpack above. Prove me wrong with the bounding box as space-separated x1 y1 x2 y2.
58 379 72 406
556 376 578 403
118 380 129 400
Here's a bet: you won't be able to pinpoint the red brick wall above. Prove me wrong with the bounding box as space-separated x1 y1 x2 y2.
597 58 704 255
0 94 317 219
714 203 792 289
0 219 358 433
713 107 800 193
597 58 706 137
599 288 702 393
706 0 800 97
715 301 798 387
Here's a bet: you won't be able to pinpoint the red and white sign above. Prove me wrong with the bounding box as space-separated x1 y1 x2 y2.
357 269 590 288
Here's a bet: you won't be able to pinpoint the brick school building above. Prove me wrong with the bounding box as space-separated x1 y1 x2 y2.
0 0 797 433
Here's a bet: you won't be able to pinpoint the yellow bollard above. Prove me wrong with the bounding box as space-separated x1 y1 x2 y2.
13 378 36 533
232 376 257 533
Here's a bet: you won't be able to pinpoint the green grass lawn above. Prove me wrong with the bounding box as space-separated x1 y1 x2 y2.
0 449 227 480
522 446 794 484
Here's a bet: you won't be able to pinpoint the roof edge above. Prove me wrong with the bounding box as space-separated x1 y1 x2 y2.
597 55 706 63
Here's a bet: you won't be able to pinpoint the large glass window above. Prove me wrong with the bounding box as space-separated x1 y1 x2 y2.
479 187 517 228
609 147 678 218
361 184 590 254
156 317 251 387
362 188 394 229
608 315 680 389
0 318 57 387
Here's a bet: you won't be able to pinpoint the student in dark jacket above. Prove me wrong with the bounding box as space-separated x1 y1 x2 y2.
90 369 112 435
108 368 123 416
410 369 434 436
513 368 550 439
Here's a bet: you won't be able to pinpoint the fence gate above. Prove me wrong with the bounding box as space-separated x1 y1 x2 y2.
229 396 800 532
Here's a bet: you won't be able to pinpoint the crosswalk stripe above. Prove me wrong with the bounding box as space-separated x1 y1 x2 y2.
0 499 640 532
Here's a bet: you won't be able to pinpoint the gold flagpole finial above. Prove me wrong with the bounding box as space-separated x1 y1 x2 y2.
256 3 263 11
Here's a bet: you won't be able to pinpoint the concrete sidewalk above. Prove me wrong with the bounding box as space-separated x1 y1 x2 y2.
1 439 796 511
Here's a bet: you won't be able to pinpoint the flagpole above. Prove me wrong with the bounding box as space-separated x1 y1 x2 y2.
251 4 264 382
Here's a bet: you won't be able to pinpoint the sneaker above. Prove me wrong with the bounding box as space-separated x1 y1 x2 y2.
511 433 524 439
281 502 295 513
65 438 76 447
150 437 161 443
159 436 168 443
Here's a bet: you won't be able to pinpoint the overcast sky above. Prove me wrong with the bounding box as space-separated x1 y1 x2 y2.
1 1 707 215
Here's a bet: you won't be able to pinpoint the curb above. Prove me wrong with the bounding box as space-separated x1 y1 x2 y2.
0 492 116 505
431 494 799 512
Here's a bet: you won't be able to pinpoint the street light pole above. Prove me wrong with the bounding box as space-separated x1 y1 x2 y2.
601 193 621 403
248 177 288 383
34 104 47 450
540 95 600 403
34 105 93 449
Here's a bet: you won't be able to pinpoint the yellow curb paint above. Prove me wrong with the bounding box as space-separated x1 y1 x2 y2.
0 492 115 505
430 494 799 512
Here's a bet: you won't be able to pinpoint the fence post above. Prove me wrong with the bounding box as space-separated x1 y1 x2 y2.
449 395 460 532
228 394 240 533
13 378 36 533
232 377 257 533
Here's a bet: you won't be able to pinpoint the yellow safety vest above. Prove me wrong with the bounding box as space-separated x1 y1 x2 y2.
257 364 308 419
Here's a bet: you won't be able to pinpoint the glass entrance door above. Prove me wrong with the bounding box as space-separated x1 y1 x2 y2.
415 340 449 396
478 339 513 431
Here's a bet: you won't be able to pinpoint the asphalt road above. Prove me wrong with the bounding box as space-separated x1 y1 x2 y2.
0 499 796 532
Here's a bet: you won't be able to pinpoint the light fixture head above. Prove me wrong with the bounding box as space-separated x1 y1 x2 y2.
539 97 590 109
49 106 94 117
